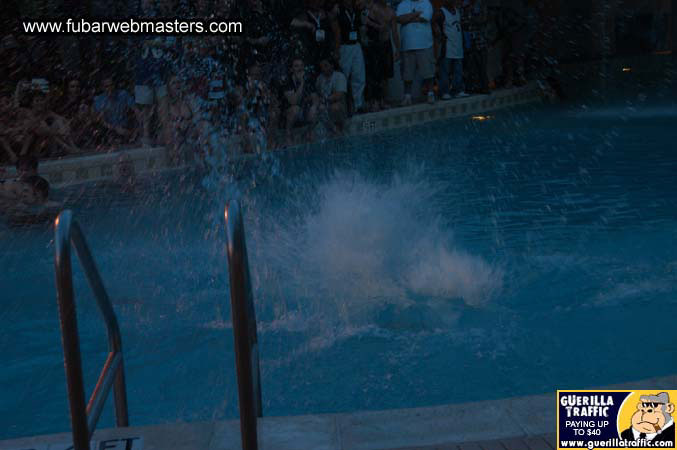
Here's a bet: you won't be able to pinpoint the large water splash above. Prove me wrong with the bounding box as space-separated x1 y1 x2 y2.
246 167 504 337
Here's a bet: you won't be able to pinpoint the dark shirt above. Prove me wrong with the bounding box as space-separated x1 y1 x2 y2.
134 37 173 86
282 73 316 109
337 6 362 45
462 0 487 50
244 8 279 64
292 9 334 66
0 48 30 97
272 0 303 29
365 6 382 43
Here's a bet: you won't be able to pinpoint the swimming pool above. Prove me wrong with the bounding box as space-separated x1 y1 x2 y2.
2 59 677 440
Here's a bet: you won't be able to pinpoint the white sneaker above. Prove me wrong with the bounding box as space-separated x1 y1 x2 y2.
427 91 435 104
441 94 452 101
401 94 412 106
455 91 470 98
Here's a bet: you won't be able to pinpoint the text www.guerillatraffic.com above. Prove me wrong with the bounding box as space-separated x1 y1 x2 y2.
560 438 675 448
22 18 243 35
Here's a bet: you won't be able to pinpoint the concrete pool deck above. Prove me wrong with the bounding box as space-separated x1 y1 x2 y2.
0 82 543 189
2 374 675 450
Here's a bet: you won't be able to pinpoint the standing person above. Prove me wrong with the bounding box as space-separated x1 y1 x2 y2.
260 0 296 86
396 0 436 105
435 0 468 99
133 0 172 147
463 0 490 94
134 36 170 146
363 0 400 111
291 0 338 74
500 0 538 88
243 0 280 80
213 0 245 85
187 38 228 124
335 0 367 113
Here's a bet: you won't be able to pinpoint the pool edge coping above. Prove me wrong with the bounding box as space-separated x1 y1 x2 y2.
2 374 675 449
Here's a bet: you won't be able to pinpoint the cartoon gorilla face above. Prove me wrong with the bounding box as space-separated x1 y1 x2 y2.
631 401 675 433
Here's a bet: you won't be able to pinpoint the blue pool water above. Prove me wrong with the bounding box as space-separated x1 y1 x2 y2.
2 60 677 439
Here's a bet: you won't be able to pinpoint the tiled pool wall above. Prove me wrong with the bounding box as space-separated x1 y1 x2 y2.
1 83 543 189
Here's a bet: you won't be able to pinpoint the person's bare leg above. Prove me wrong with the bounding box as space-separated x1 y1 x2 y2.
402 81 413 105
285 106 300 147
141 104 153 146
164 116 175 161
20 133 35 157
329 103 346 136
381 80 389 110
0 137 17 163
305 102 319 142
242 130 257 153
55 136 79 155
157 96 170 146
267 103 280 149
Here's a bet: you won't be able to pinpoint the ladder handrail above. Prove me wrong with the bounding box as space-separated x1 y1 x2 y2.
54 210 129 450
225 200 262 450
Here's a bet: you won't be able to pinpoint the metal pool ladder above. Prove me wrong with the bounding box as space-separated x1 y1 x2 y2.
225 200 263 450
54 210 129 450
53 204 262 450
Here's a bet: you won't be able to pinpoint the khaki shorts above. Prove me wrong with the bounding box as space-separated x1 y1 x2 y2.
135 84 167 105
401 47 435 82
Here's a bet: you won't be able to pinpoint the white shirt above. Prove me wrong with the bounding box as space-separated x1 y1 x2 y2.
316 71 347 99
396 0 433 51
441 7 463 59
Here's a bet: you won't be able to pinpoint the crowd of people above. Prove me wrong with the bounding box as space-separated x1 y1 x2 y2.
0 0 544 175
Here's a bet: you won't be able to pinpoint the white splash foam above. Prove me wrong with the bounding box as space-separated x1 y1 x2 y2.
404 244 503 307
248 167 504 336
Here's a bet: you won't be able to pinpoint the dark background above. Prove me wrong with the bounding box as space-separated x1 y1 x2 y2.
2 0 675 62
